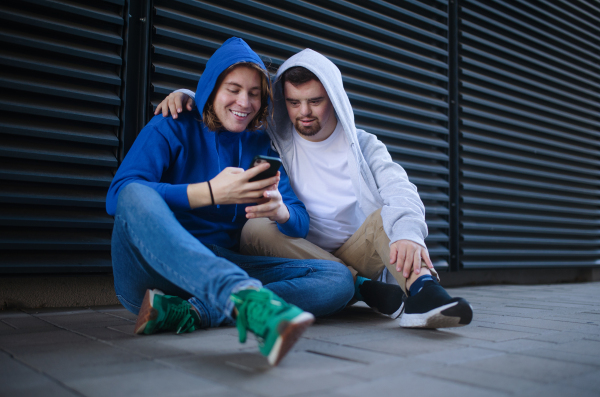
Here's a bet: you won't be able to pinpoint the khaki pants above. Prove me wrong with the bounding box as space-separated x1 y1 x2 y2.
240 209 439 293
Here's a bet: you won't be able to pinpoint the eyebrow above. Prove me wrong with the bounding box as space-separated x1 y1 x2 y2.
224 82 261 90
285 96 324 101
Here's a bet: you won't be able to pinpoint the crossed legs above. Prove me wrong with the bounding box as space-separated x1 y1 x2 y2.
111 183 354 327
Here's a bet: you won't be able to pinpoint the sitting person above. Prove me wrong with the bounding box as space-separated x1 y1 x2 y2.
106 37 354 366
157 49 473 328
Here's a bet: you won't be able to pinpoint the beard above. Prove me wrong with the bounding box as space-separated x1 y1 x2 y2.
294 118 322 137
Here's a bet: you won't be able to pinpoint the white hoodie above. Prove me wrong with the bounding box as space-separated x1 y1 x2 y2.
270 49 428 248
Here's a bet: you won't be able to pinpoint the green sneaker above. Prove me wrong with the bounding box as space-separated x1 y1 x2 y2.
134 289 202 335
231 288 314 366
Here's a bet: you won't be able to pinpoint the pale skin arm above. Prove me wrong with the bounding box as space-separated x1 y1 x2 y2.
155 92 194 119
187 161 290 224
389 239 434 289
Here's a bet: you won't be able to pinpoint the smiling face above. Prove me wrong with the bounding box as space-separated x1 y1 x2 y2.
284 78 337 142
212 65 262 133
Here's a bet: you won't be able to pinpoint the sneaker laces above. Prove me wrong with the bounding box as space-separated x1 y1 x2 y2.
235 291 283 345
161 301 196 334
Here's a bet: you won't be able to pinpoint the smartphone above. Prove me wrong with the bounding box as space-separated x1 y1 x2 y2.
249 155 282 182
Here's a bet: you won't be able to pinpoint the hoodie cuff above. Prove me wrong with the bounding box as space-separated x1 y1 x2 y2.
388 232 426 249
276 206 305 238
164 184 191 211
175 88 196 99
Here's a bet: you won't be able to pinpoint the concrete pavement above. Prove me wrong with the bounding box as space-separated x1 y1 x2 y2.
1 282 600 396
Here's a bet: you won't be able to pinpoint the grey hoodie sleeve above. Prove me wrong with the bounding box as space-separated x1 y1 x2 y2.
357 129 428 248
175 89 196 98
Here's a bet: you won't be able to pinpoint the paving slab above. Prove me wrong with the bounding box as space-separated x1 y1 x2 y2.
1 282 600 396
333 369 509 397
460 353 596 383
414 346 506 364
423 364 544 395
64 367 232 397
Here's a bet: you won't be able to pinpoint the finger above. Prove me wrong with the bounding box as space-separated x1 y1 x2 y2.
226 167 245 174
154 103 162 115
396 248 406 273
402 247 414 278
422 249 434 269
246 195 278 212
246 208 278 219
244 162 271 179
174 96 184 113
245 202 278 215
168 99 179 120
246 175 280 191
234 197 270 205
263 189 281 201
186 97 194 111
389 243 398 264
161 100 170 117
413 249 421 275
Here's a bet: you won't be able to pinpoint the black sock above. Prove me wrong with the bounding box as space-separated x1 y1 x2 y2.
359 280 404 315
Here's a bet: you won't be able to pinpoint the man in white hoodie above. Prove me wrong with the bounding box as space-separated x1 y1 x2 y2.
158 49 472 328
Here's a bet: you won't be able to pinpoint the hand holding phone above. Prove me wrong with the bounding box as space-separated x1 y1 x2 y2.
249 155 282 182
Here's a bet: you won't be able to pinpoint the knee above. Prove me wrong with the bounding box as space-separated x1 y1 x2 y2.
116 183 149 216
116 183 166 223
321 261 355 308
339 265 356 303
240 218 278 247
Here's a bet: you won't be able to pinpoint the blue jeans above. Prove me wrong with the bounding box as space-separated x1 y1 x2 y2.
111 183 354 328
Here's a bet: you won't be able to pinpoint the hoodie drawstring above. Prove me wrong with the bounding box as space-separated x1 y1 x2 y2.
232 137 242 223
214 132 242 222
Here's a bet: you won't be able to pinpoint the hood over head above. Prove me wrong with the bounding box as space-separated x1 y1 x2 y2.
195 37 268 119
270 49 357 149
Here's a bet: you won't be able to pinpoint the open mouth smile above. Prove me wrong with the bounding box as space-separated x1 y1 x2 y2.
231 110 250 118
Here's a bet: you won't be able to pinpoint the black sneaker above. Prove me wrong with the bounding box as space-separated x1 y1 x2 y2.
359 280 405 319
399 280 473 328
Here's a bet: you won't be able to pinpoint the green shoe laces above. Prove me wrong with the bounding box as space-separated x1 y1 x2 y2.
161 301 197 334
233 290 284 345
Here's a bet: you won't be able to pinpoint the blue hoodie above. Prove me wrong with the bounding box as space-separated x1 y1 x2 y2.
106 37 309 249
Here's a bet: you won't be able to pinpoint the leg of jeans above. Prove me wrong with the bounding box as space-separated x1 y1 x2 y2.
111 183 261 326
211 245 354 317
240 218 358 277
333 208 439 294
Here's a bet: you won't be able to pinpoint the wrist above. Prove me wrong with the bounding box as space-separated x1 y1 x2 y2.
275 205 290 224
187 182 213 209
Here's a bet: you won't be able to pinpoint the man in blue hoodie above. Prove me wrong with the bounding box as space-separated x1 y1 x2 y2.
107 38 354 365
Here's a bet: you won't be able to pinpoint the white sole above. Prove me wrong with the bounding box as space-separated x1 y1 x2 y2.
267 312 314 366
399 301 469 329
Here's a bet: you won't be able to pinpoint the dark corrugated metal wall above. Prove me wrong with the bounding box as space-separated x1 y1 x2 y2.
148 0 451 268
0 0 598 273
0 0 124 272
458 0 600 268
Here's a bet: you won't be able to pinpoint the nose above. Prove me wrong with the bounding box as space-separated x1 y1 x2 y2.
299 101 311 117
237 91 249 108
